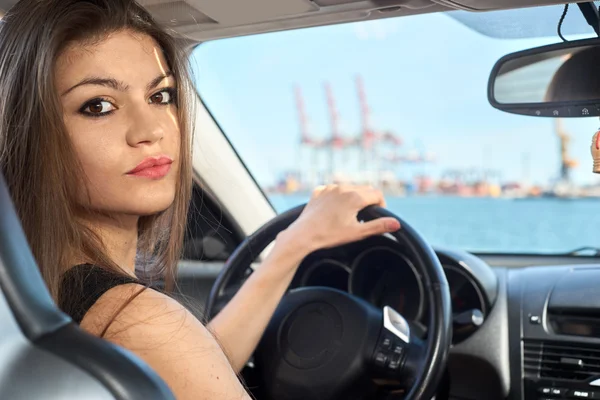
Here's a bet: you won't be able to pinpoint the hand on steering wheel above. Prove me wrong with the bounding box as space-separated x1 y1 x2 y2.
283 185 401 258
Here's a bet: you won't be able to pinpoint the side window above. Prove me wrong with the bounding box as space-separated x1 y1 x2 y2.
182 184 241 262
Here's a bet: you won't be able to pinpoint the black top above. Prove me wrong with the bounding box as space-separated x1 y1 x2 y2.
58 264 140 324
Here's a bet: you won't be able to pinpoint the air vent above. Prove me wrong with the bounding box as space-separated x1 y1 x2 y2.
524 340 600 381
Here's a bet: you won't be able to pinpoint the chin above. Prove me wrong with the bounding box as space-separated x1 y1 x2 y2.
128 191 177 216
83 176 179 217
129 204 174 217
90 188 177 217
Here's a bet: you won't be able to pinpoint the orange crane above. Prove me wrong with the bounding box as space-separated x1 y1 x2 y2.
555 119 578 182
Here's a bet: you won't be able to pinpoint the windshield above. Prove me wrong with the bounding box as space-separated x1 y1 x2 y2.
190 5 600 254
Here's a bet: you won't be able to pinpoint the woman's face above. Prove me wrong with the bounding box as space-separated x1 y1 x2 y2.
55 30 180 217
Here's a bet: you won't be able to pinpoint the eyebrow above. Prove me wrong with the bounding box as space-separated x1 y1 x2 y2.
61 71 174 96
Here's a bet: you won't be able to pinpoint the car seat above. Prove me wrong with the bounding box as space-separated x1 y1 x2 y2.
0 172 175 400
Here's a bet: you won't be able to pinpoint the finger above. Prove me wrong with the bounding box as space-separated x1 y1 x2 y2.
351 187 386 208
359 217 401 237
311 185 327 198
345 184 375 193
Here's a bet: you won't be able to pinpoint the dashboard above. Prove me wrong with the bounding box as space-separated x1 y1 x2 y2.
285 236 600 400
289 235 498 345
204 233 505 399
200 233 600 400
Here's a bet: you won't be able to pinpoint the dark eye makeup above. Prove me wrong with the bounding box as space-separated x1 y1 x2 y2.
78 87 178 118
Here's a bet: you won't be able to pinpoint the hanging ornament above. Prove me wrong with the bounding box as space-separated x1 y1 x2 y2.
591 126 600 173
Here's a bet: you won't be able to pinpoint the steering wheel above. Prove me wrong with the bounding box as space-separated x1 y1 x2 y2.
206 205 452 400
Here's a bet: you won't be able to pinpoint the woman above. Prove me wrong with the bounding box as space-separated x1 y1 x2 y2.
0 0 400 398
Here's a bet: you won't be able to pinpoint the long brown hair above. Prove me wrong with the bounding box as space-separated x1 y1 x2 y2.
0 0 194 301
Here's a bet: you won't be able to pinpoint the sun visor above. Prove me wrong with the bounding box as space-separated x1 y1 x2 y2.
138 0 445 41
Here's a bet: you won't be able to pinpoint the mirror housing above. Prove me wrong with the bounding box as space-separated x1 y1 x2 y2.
488 38 600 118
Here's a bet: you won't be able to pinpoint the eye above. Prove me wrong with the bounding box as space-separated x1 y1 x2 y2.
149 88 177 105
80 99 115 116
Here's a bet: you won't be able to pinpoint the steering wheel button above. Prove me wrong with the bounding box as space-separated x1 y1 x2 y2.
381 337 392 350
393 345 404 355
388 359 400 370
374 352 387 367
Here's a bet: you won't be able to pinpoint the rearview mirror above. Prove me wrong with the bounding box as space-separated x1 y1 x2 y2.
488 38 600 118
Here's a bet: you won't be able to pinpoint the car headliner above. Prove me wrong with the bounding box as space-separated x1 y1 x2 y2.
0 0 584 43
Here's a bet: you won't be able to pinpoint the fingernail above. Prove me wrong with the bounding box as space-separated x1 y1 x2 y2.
385 220 401 231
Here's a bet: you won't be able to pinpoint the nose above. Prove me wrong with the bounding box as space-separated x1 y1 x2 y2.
125 103 173 147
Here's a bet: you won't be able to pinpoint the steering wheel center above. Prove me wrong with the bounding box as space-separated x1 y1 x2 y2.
284 302 343 367
256 287 384 399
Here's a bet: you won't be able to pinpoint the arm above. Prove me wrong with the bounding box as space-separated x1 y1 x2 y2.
80 284 251 400
206 229 311 372
206 185 401 373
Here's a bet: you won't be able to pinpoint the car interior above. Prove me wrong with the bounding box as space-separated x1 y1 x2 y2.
3 0 600 399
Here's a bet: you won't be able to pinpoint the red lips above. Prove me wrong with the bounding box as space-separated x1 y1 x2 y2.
127 156 173 179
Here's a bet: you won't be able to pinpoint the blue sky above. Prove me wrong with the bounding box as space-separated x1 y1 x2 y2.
190 6 600 188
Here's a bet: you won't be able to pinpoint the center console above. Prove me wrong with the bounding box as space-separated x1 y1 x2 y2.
512 267 600 400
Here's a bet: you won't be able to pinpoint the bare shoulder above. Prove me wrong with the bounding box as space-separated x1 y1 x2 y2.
80 283 192 338
80 284 250 400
